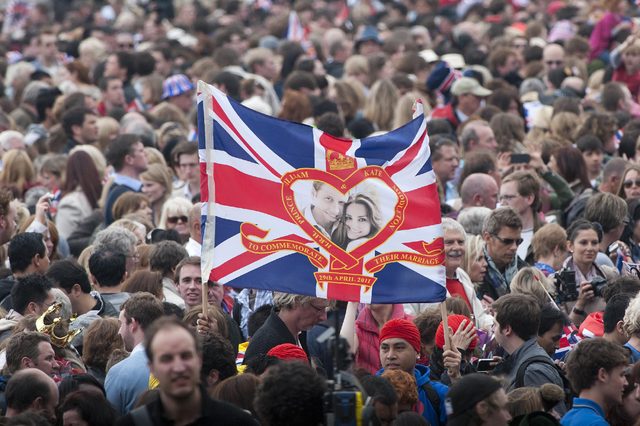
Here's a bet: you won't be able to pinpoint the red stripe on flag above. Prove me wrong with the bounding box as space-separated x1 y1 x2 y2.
211 96 282 179
214 164 291 222
385 129 427 177
200 162 209 203
400 184 441 230
318 132 353 154
211 233 313 279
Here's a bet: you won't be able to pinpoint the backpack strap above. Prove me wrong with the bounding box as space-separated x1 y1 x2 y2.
514 355 556 388
421 382 442 424
130 406 153 426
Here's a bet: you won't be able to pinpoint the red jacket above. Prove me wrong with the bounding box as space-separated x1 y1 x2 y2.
430 103 460 129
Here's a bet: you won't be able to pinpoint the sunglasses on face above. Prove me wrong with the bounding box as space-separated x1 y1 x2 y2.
167 215 189 224
624 179 640 189
492 234 523 246
545 60 563 66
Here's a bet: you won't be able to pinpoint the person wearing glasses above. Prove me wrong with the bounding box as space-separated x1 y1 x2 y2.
498 171 543 264
478 207 527 302
617 165 640 202
542 44 565 72
243 292 328 365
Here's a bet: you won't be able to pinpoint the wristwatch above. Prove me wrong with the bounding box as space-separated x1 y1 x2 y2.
572 307 587 316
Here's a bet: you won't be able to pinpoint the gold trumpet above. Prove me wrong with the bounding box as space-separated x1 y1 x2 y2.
35 303 82 348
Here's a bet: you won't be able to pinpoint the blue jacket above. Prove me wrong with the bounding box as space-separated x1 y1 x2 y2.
561 397 608 426
378 365 448 426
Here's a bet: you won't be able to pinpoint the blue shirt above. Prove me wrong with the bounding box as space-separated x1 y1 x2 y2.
625 342 640 363
113 174 143 191
561 397 608 426
105 344 150 416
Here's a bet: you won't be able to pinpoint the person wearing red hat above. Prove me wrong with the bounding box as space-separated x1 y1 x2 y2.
377 318 460 426
266 343 309 362
429 314 478 381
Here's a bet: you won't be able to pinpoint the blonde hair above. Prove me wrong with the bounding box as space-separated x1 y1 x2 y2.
510 267 555 306
462 234 485 281
0 149 35 198
96 117 120 151
158 197 193 229
140 163 173 224
344 55 369 79
144 147 167 167
393 91 430 130
549 112 579 144
363 79 399 132
624 293 640 336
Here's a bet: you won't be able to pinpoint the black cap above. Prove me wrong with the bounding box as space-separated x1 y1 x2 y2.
446 373 503 426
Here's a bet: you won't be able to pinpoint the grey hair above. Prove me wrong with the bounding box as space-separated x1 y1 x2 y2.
441 218 466 239
0 131 24 151
519 78 545 97
93 226 137 256
50 288 73 320
273 292 316 311
458 207 492 236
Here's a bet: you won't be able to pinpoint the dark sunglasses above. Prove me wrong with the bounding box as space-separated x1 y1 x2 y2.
492 234 523 246
624 179 640 189
167 215 189 224
545 60 563 66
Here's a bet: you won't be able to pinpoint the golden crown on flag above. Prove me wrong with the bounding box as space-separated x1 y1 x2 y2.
327 150 355 171
35 303 81 348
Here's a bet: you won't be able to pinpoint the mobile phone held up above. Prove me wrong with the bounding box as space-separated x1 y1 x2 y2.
510 153 530 164
476 358 496 373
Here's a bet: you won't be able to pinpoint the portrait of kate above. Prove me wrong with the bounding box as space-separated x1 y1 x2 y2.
331 192 383 251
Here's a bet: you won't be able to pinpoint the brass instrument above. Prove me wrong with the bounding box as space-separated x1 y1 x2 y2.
35 303 82 348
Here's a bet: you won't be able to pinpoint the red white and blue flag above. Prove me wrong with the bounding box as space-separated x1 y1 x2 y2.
198 81 446 304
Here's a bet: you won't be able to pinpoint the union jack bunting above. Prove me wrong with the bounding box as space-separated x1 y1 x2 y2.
198 81 446 304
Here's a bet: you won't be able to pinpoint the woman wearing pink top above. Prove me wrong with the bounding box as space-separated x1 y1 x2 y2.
340 303 412 374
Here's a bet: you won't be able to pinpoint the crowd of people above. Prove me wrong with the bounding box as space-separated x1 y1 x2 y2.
0 0 639 425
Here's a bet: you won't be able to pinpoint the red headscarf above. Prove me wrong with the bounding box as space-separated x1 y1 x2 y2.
379 318 421 353
267 343 309 362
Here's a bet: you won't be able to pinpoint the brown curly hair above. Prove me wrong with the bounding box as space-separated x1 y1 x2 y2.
381 369 418 408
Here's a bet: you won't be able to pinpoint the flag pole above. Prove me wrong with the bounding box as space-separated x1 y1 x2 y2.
440 301 450 349
202 281 209 320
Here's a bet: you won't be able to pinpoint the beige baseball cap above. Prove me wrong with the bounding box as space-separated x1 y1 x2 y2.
450 77 492 97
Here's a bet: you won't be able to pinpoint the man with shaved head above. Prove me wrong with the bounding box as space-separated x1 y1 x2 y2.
460 173 499 211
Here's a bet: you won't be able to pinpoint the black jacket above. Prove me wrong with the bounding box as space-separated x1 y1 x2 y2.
116 388 258 426
243 310 308 365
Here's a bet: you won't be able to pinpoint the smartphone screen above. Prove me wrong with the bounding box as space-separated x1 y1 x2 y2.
510 153 530 164
476 359 496 372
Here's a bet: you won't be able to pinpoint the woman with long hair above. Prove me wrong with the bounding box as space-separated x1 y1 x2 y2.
56 150 102 239
550 145 593 196
0 149 36 200
331 192 383 250
617 164 640 202
140 163 173 226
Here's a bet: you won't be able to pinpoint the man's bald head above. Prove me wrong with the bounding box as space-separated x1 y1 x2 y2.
6 368 58 418
460 173 499 209
543 44 565 70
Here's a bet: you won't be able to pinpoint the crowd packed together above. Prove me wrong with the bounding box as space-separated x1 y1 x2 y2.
1 0 640 425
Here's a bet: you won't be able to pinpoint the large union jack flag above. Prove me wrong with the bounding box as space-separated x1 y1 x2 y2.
198 81 446 304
